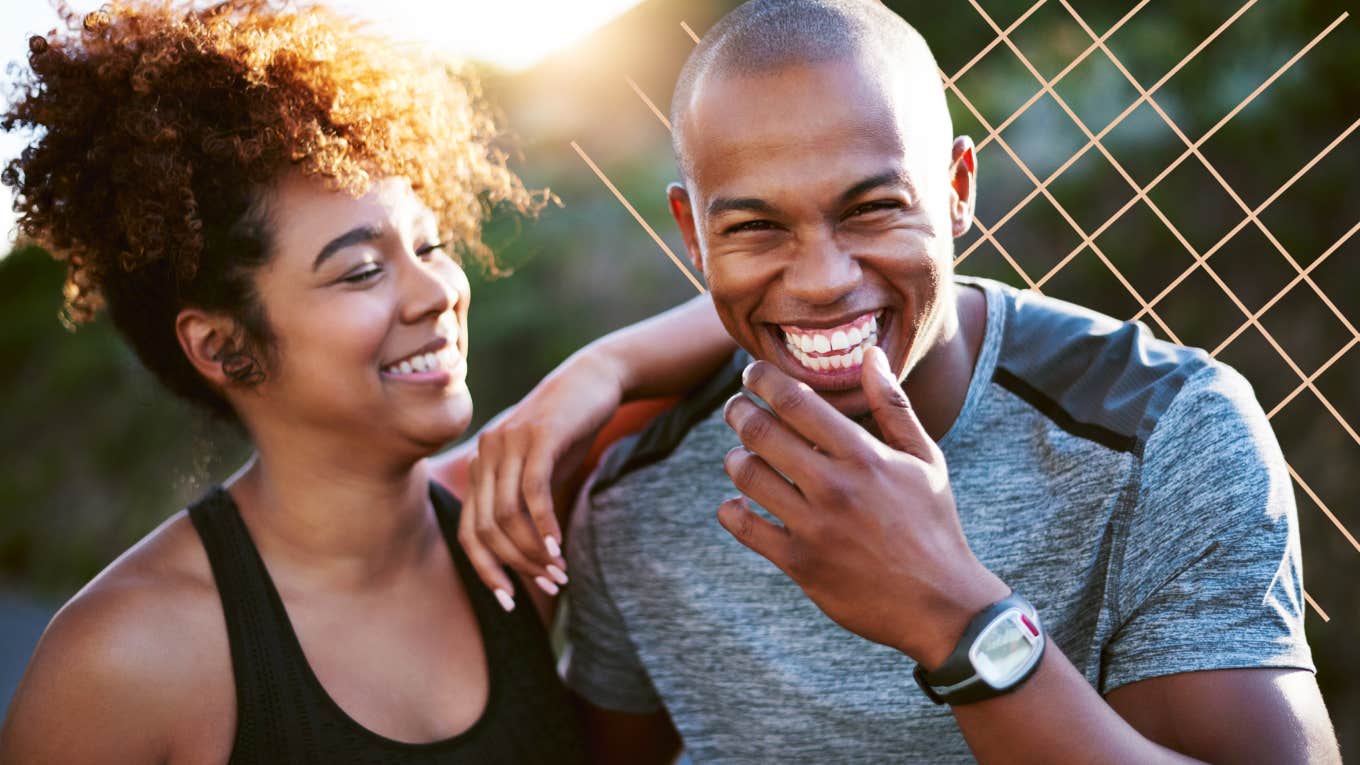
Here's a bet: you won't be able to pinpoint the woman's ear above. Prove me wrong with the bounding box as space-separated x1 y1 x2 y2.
175 308 238 389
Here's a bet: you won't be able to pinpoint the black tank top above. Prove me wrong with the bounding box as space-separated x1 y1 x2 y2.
187 482 588 764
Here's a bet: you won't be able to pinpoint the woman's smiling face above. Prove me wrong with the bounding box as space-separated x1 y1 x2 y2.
234 172 473 456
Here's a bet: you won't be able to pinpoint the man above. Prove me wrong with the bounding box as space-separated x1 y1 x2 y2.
563 1 1340 762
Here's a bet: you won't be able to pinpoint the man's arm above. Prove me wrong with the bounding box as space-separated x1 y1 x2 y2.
561 469 687 763
1106 668 1338 763
942 648 1338 763
575 696 683 765
716 351 1339 764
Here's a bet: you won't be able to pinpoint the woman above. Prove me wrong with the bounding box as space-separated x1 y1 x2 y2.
0 2 730 762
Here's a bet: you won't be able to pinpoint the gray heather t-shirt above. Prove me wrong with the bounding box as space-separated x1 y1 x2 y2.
565 275 1314 764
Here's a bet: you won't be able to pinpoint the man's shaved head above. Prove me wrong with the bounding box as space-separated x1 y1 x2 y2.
663 0 979 417
671 0 951 180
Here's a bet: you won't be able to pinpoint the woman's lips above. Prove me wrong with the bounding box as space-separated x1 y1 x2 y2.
380 346 466 387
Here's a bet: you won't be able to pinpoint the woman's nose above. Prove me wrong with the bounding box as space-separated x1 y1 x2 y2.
398 251 457 324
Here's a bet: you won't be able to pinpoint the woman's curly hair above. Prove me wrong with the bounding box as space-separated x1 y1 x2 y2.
2 0 546 419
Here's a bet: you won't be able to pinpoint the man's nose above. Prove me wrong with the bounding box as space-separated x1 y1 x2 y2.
782 230 860 306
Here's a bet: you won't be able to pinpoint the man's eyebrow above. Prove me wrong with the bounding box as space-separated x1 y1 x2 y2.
705 170 916 219
707 196 780 218
313 224 383 271
838 169 915 206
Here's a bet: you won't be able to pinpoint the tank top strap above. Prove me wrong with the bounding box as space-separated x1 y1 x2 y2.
426 482 548 670
188 487 321 764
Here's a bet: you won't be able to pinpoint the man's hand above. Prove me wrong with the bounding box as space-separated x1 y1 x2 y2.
718 346 1009 667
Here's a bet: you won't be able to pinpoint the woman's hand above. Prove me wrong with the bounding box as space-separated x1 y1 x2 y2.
436 351 628 608
433 294 735 610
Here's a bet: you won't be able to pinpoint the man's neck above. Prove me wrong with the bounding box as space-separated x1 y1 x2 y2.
895 282 987 443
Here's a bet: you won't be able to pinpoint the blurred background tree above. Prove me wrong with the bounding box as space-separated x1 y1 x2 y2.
2 0 1356 753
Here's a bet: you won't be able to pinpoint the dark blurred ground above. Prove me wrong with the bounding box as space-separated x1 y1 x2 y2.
2 0 1356 754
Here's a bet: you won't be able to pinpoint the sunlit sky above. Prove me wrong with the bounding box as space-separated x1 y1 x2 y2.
0 0 646 248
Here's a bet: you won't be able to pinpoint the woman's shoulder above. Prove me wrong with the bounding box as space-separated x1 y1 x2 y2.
53 507 225 676
0 508 233 762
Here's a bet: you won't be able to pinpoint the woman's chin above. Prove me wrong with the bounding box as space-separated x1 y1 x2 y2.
408 396 473 450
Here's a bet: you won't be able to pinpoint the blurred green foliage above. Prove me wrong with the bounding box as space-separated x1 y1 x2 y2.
1 0 1356 754
0 245 251 590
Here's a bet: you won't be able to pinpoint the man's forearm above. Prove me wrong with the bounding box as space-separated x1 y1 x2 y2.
585 294 734 400
947 639 1197 765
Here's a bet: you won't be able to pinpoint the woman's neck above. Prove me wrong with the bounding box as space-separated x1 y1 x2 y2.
223 438 443 592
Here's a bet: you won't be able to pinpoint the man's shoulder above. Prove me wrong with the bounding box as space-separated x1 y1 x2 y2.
590 349 749 499
1136 360 1288 524
978 278 1215 456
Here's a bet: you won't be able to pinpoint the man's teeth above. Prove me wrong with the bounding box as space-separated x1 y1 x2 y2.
782 313 879 373
383 348 459 376
787 336 873 371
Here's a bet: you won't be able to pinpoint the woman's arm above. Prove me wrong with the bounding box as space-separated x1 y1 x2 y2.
432 294 734 611
589 292 734 401
2 583 184 764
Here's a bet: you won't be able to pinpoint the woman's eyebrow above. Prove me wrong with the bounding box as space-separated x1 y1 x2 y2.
313 224 384 271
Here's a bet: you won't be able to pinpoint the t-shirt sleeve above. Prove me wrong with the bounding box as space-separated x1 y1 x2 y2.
1101 363 1315 694
563 470 663 714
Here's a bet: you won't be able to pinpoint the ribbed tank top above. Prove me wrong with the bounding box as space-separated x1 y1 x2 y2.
187 482 588 764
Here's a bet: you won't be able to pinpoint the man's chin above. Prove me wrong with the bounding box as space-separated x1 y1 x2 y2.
745 349 872 419
818 386 872 421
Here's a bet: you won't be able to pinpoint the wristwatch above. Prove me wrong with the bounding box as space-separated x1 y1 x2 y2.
913 591 1045 705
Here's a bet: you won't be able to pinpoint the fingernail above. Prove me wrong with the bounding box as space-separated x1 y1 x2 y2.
534 576 560 596
742 362 756 384
867 346 887 374
543 535 561 559
546 564 569 585
494 588 516 612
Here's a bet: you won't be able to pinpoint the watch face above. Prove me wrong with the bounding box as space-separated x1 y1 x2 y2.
970 611 1040 687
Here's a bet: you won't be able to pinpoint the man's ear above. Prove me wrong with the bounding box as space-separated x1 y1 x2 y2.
948 136 977 238
175 308 239 389
667 182 705 276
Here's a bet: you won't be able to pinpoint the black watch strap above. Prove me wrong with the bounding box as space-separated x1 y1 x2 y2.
913 592 1044 705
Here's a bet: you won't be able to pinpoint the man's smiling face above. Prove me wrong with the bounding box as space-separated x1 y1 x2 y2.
670 54 969 417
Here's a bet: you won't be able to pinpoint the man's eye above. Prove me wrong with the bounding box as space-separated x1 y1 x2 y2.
340 266 382 284
849 201 902 217
725 220 777 235
416 241 448 258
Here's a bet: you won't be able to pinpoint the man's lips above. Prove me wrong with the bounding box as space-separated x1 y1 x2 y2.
767 310 889 389
777 311 880 354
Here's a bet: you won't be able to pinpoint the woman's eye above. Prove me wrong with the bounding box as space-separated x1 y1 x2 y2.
340 266 382 284
416 241 448 259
